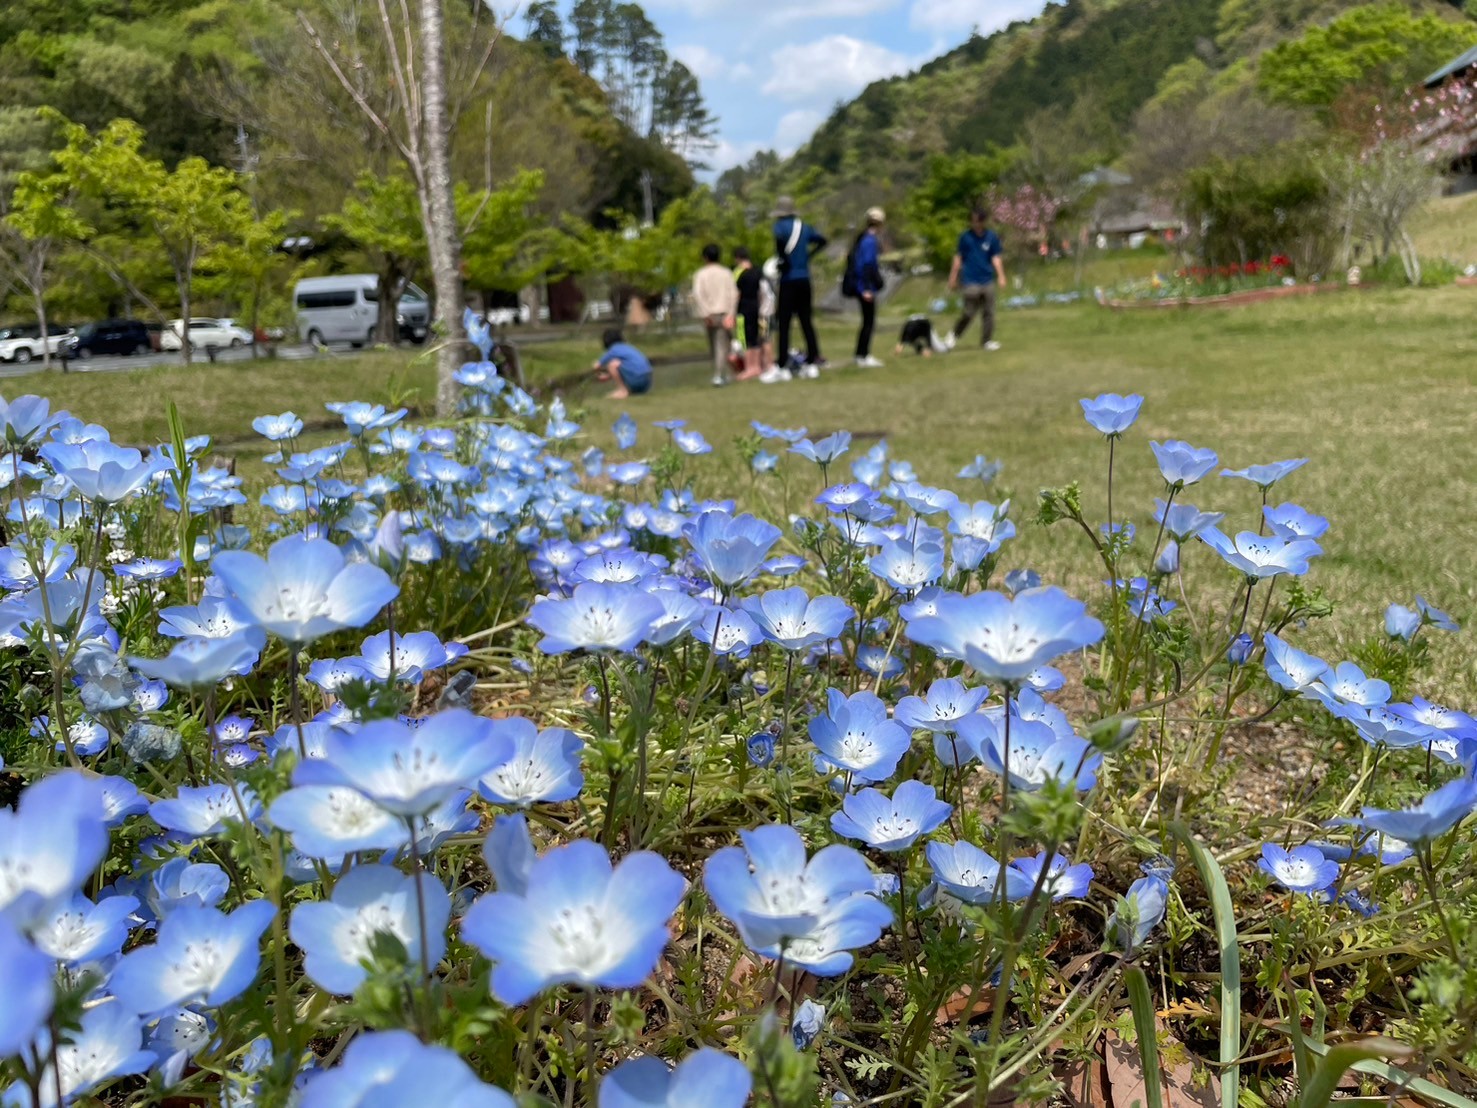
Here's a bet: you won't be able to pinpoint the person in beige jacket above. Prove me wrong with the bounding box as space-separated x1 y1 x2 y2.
693 242 739 387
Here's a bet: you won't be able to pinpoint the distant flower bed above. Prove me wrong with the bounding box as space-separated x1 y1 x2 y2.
0 376 1472 1106
1104 256 1298 301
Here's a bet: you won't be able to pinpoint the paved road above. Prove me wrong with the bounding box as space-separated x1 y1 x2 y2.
0 341 360 379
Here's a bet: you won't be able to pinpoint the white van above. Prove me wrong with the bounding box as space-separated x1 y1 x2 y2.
293 275 431 346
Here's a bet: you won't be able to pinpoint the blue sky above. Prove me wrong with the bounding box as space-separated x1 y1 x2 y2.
510 1 1054 172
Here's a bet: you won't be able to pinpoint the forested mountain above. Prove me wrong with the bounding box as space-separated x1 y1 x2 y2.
719 0 1473 229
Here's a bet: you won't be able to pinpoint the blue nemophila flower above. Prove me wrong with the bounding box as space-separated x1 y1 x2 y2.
895 677 989 733
1417 596 1459 632
325 401 407 436
751 450 780 474
291 864 450 995
151 784 262 839
1263 502 1329 540
685 511 782 587
1199 527 1320 580
0 537 75 590
816 481 877 513
831 780 952 851
704 824 890 975
926 841 1033 904
1108 873 1168 952
1079 393 1144 436
300 1029 515 1107
477 719 583 807
461 839 685 1005
959 713 1101 793
905 587 1104 682
653 418 686 431
1154 538 1180 575
1 393 59 445
947 499 1015 546
808 688 911 783
0 919 55 1057
113 556 183 582
791 999 827 1050
32 893 139 965
212 534 398 648
746 732 776 767
606 461 651 487
129 628 266 689
295 710 512 817
739 587 853 651
267 785 409 859
1309 661 1391 709
72 643 139 712
643 587 705 647
1262 632 1329 692
1348 775 1477 844
131 859 230 919
25 998 154 1106
109 900 275 1016
1389 698 1477 747
752 420 808 443
1259 844 1339 894
957 454 1003 483
1385 603 1420 640
672 428 712 455
357 630 465 683
600 1048 752 1108
483 814 535 897
1221 458 1307 489
855 643 903 680
40 439 161 502
0 773 109 928
870 537 945 593
252 412 303 441
99 776 149 826
1153 498 1225 542
694 605 764 657
1009 852 1093 900
1003 568 1040 596
612 412 638 450
892 480 959 516
1150 440 1218 488
1227 633 1255 666
527 581 664 654
790 431 851 466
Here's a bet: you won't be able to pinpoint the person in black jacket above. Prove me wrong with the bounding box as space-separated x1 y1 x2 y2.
770 196 827 375
732 247 763 380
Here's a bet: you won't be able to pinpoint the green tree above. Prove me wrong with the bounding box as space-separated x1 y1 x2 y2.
906 150 1017 268
1258 3 1477 109
524 0 565 58
48 116 250 364
324 172 427 345
2 160 86 370
199 202 296 353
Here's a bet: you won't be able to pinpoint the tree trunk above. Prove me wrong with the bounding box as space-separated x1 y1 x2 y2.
33 282 50 374
377 265 403 345
418 0 465 417
179 270 192 367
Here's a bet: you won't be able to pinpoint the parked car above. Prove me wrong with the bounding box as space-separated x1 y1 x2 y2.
0 324 75 364
158 318 253 352
293 275 430 346
64 320 153 360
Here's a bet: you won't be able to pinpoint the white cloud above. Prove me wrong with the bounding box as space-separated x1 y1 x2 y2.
761 35 914 103
774 109 826 154
908 0 1048 35
764 0 903 26
710 136 767 171
672 43 730 81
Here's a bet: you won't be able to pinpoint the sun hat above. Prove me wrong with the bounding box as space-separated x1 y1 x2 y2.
770 195 797 218
866 206 886 224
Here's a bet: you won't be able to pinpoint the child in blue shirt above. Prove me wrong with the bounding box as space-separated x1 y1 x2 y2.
593 328 653 398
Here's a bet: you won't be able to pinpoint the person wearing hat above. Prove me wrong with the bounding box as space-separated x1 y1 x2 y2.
851 206 887 368
770 196 828 375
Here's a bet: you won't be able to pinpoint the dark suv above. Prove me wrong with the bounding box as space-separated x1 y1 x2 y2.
66 320 153 359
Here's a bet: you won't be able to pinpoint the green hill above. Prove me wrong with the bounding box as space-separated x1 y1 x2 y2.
733 0 1471 224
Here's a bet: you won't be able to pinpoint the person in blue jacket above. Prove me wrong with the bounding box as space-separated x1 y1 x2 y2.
592 328 653 398
852 207 886 367
948 207 1007 350
770 196 828 374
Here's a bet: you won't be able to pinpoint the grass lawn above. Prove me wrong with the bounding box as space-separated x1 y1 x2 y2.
8 284 1476 697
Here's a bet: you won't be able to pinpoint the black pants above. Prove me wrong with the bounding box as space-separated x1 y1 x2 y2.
854 297 876 358
777 280 820 365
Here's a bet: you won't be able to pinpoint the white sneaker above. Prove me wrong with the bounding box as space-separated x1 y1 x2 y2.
943 331 957 351
855 355 884 368
758 365 789 384
984 340 1001 351
711 373 727 387
800 363 820 379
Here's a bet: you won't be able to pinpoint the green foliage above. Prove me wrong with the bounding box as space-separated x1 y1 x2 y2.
1183 149 1333 269
907 150 1018 268
1258 3 1477 108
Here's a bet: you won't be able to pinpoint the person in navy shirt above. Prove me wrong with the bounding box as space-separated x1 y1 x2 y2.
770 195 828 374
593 328 653 398
948 208 1007 350
851 206 886 367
